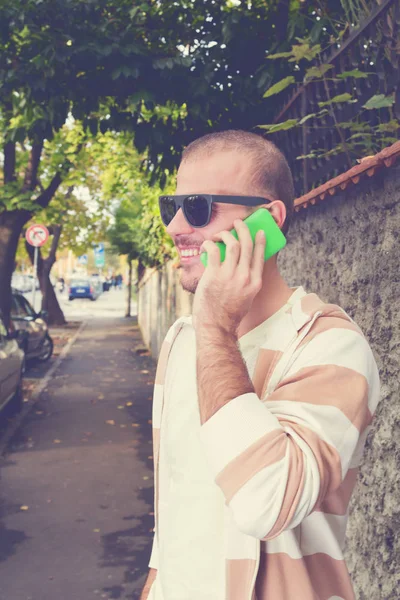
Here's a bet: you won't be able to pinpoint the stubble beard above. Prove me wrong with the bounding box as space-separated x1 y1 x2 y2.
179 265 201 295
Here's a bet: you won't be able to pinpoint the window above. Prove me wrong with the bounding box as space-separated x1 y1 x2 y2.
11 294 35 318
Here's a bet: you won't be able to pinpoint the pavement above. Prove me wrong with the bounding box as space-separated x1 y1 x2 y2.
0 312 157 600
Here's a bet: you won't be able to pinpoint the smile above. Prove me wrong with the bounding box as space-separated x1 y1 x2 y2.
179 248 201 258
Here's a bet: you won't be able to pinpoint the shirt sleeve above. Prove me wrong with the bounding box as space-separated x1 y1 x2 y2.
148 531 159 569
198 318 381 540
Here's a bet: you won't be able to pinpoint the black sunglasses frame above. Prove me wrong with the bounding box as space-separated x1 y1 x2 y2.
158 194 274 228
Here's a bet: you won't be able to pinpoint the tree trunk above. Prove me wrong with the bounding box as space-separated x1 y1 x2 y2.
0 210 30 328
125 259 132 317
39 267 66 325
25 224 66 326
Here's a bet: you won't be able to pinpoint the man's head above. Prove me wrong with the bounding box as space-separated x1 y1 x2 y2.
166 130 295 294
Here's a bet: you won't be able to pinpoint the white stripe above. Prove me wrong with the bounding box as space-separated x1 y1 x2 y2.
227 433 320 539
199 393 282 478
224 509 258 559
264 512 348 560
286 327 374 392
148 535 159 569
152 383 164 428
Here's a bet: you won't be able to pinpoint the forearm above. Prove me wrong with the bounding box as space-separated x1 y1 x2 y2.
139 568 157 600
196 325 255 425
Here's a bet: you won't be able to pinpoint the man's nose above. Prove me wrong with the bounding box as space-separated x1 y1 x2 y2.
166 208 194 237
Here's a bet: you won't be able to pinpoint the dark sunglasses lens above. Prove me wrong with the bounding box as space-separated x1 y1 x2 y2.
184 195 209 227
159 197 177 226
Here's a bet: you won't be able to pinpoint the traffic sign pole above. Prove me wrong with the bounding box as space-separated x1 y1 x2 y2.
32 246 38 311
25 224 49 313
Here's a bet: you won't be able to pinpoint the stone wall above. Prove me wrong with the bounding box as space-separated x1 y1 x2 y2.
138 164 400 599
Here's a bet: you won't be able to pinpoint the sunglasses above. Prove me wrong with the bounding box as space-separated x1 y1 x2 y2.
158 194 274 228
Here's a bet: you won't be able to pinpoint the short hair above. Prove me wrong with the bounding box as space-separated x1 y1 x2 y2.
181 130 295 237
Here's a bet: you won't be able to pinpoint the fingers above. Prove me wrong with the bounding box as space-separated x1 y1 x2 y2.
233 219 253 268
201 240 221 268
212 230 240 272
250 230 266 286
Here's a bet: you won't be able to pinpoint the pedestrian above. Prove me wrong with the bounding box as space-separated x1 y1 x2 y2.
140 130 381 600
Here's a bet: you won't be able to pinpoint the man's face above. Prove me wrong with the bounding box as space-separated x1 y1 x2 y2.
166 150 257 294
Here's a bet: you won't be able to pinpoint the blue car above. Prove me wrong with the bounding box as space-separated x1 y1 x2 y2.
68 277 100 301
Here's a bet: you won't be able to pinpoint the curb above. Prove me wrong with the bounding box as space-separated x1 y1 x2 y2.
0 320 88 457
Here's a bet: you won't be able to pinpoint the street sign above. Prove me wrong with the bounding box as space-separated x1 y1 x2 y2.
25 224 49 247
94 243 105 268
78 254 88 265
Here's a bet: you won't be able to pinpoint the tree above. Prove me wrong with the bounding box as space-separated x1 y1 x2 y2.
0 0 358 326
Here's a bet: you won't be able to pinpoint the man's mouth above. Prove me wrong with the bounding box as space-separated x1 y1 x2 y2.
178 247 201 261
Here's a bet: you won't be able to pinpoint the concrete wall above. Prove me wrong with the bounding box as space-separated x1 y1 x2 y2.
138 164 400 599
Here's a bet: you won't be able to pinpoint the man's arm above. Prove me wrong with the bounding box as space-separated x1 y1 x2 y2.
139 568 157 600
196 325 254 425
196 317 380 540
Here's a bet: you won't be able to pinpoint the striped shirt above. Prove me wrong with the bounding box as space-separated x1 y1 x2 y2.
148 285 381 600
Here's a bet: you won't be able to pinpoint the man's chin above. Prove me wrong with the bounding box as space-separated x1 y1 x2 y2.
179 267 200 295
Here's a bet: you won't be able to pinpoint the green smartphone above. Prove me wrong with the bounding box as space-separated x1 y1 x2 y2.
200 208 287 267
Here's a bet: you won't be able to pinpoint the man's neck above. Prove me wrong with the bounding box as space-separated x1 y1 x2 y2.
237 259 294 339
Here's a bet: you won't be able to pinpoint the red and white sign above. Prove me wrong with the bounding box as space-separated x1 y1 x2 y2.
25 224 49 247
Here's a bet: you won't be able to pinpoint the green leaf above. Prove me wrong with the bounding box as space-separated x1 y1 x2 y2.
374 120 400 133
266 51 292 60
337 69 369 79
362 94 395 110
318 93 353 107
256 119 299 133
304 64 333 81
299 113 317 125
296 152 317 160
289 43 321 63
263 76 295 98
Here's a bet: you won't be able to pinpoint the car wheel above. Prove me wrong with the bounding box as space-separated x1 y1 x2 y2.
5 379 23 418
90 296 95 301
36 334 54 363
69 297 73 301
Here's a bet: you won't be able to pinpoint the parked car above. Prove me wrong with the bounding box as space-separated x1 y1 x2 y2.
10 290 54 363
0 314 25 416
68 277 101 301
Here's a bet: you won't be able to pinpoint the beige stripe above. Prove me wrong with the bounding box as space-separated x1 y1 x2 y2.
252 349 283 399
315 467 359 515
154 340 171 385
297 314 363 351
255 551 355 600
226 558 257 600
270 364 372 433
216 429 286 503
300 293 326 320
279 420 342 511
263 442 306 539
300 295 344 322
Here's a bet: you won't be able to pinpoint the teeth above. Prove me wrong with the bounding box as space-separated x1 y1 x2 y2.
181 248 200 257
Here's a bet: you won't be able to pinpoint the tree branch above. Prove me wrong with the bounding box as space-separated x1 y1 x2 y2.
46 224 62 264
4 141 16 184
23 141 44 191
35 172 63 209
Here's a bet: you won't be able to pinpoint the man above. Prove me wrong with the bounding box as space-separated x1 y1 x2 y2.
140 130 381 600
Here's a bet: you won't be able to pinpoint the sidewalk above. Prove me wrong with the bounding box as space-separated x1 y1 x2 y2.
0 317 157 600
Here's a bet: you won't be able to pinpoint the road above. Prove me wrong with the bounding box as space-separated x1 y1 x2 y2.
23 287 137 320
0 295 156 600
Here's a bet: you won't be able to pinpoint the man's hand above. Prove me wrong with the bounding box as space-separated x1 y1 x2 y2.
192 219 266 336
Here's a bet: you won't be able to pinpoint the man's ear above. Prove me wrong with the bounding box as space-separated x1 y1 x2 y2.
263 201 286 230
